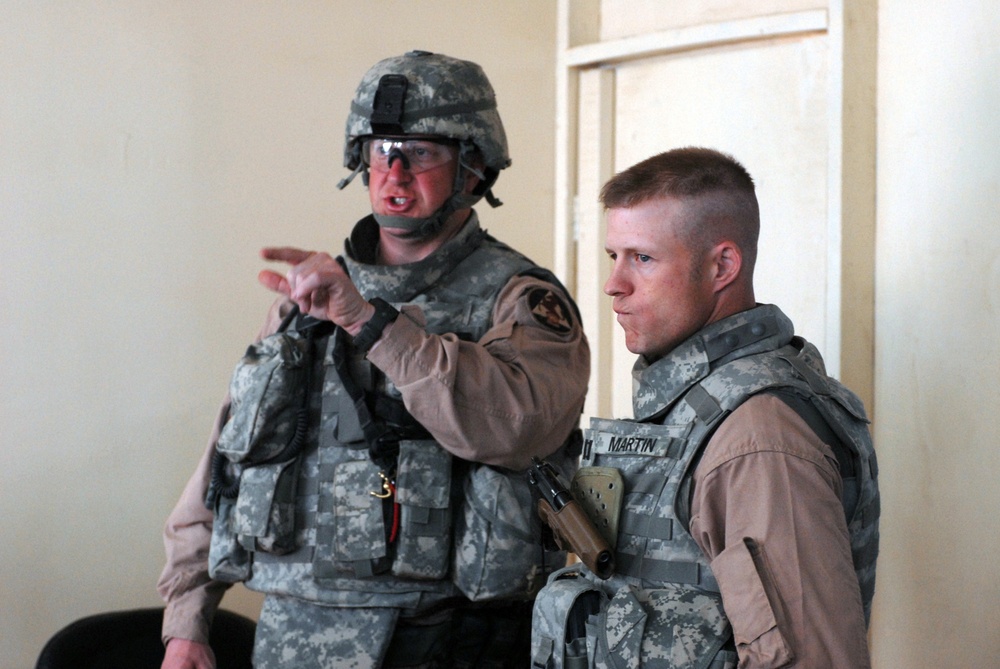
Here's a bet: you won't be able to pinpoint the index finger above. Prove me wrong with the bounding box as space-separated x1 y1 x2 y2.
260 246 314 266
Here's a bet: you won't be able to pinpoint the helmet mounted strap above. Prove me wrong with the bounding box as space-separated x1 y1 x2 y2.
483 188 503 208
467 163 503 208
336 160 365 190
370 74 408 135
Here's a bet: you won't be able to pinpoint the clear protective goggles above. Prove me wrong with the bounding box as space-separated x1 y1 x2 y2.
361 138 459 174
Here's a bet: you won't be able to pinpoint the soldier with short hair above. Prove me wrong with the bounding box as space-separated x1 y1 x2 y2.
530 147 879 668
158 51 590 669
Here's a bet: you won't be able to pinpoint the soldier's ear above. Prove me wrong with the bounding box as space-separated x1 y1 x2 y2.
711 241 742 292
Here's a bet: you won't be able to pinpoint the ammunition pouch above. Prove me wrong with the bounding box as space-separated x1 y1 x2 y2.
324 456 392 575
531 565 737 669
207 493 250 583
208 455 301 583
530 566 603 669
391 440 453 580
313 439 454 581
207 328 314 579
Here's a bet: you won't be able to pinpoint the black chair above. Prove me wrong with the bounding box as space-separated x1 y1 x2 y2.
35 607 256 669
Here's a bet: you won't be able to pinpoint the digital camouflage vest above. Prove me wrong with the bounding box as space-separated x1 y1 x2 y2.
531 305 879 669
208 214 572 611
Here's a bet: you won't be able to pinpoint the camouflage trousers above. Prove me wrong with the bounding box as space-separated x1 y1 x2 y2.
253 594 533 668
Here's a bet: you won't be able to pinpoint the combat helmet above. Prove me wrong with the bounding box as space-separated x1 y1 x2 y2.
338 50 510 237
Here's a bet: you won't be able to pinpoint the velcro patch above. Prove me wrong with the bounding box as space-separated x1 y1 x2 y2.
527 288 572 334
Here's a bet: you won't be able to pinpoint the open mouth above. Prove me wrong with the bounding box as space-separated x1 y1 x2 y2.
383 195 413 214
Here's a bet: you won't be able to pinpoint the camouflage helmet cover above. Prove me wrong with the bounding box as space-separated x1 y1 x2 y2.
344 51 511 174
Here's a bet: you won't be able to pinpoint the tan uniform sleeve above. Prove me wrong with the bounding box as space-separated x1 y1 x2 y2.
688 394 871 669
365 273 590 470
156 299 292 644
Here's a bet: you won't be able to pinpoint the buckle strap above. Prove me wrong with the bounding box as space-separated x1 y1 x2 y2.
685 383 724 424
780 349 831 395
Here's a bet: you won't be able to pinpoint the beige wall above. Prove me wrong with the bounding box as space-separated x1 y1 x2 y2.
0 2 555 666
870 0 1000 665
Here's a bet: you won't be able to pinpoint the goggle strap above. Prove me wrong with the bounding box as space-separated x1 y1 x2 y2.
354 97 496 128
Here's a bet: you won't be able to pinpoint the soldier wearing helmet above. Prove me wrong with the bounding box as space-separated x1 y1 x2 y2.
157 51 590 669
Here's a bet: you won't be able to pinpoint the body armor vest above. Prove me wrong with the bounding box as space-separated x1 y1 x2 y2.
531 305 879 669
208 214 573 610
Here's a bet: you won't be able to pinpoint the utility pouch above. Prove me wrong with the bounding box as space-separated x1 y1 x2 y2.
534 569 735 669
592 585 646 669
329 458 391 576
216 331 312 464
530 566 604 669
207 493 251 583
594 584 733 669
233 458 299 555
453 463 551 601
391 439 453 580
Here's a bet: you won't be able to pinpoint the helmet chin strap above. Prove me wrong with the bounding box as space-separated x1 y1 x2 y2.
372 202 457 239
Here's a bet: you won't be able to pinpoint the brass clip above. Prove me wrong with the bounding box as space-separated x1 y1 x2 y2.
370 471 394 499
